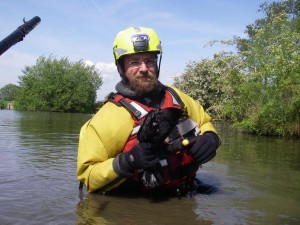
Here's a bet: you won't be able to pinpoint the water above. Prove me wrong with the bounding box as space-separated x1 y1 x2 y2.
0 110 299 225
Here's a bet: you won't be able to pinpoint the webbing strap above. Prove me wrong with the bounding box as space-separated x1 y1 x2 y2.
79 181 83 189
108 86 184 120
107 93 142 119
119 98 142 118
165 86 185 107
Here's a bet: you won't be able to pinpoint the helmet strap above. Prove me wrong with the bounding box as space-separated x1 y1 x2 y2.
116 60 128 81
157 53 162 78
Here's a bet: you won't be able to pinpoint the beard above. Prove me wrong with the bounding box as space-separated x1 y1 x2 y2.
128 73 158 96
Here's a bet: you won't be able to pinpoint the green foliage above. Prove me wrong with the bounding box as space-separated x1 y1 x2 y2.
14 56 103 113
234 0 300 137
173 0 300 137
0 83 20 101
0 100 5 109
173 51 246 120
94 101 104 110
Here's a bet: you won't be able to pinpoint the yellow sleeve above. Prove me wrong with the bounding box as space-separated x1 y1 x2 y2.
77 102 134 192
170 86 218 135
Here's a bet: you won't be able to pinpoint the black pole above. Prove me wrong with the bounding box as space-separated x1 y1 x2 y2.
0 16 41 56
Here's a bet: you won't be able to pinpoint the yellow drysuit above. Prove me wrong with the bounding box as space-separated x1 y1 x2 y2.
77 86 217 192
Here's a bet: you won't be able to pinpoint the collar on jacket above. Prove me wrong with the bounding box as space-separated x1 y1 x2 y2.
115 80 165 108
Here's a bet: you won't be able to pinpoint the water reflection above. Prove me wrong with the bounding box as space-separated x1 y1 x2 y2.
0 110 92 225
76 190 213 225
0 111 299 225
215 121 300 171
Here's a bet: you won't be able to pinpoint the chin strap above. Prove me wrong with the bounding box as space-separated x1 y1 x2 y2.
157 53 162 77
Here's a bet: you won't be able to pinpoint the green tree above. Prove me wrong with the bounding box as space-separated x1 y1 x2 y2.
14 56 103 113
232 0 300 136
173 52 245 119
0 100 5 109
173 0 300 137
0 84 20 101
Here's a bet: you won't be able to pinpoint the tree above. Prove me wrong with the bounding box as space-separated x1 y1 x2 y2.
0 100 5 109
14 56 103 113
173 52 245 119
232 0 300 136
173 0 300 136
0 84 20 101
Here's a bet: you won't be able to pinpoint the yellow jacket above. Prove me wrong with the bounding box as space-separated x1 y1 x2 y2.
77 86 217 192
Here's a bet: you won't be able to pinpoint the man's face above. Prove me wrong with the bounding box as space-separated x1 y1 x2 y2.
122 52 158 96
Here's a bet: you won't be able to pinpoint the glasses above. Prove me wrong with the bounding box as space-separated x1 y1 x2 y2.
127 58 157 68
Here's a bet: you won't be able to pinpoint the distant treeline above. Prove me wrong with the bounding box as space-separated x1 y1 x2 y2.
0 57 103 113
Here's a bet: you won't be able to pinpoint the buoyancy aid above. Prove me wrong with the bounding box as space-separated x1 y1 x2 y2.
108 86 200 190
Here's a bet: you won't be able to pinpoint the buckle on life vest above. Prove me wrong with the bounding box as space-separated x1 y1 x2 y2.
165 118 200 154
108 92 146 119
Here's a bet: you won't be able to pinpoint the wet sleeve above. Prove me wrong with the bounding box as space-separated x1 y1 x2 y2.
76 102 133 192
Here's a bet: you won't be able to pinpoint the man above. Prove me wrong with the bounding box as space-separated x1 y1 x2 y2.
77 26 221 197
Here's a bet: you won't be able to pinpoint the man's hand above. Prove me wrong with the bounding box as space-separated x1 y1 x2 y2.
113 143 160 177
189 132 220 164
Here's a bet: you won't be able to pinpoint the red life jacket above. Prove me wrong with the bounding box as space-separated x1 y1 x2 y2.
108 87 200 190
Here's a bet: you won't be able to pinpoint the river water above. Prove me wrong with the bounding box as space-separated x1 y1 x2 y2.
0 110 299 225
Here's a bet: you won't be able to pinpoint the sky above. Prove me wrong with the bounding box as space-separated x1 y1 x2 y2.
0 0 271 100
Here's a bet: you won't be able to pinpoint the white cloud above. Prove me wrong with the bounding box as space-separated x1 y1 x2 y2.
0 50 37 68
84 60 119 81
0 50 38 87
95 62 118 82
84 60 120 100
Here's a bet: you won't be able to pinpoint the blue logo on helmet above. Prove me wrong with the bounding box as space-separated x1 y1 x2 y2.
131 34 150 51
131 34 150 42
